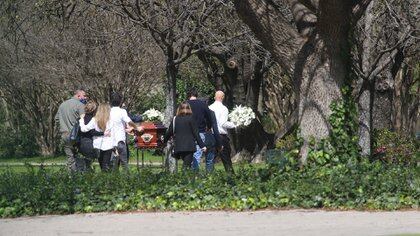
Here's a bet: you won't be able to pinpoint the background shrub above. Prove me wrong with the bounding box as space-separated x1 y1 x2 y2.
372 129 419 166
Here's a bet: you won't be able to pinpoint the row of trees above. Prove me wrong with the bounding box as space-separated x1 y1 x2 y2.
0 0 418 162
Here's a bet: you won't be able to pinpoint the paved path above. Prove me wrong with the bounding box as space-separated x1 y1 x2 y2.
1 210 419 236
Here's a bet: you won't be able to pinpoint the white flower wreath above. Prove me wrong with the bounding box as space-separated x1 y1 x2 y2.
142 108 164 123
228 105 256 127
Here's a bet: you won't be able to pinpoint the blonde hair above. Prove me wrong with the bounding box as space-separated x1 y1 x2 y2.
176 102 193 116
95 103 111 131
84 101 97 115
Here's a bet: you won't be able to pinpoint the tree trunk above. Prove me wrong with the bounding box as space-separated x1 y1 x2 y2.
357 82 374 156
164 61 178 126
38 143 55 156
295 2 351 163
234 0 353 162
372 71 394 130
393 63 419 136
357 1 374 156
217 51 274 162
263 65 296 134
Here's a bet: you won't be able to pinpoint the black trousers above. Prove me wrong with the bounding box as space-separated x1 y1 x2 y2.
98 149 112 172
176 152 194 170
220 135 234 174
79 138 97 171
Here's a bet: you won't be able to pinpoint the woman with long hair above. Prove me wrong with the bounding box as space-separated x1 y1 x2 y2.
80 103 114 171
164 102 207 170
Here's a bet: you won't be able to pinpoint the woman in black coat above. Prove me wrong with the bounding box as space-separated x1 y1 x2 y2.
79 101 103 171
164 102 207 170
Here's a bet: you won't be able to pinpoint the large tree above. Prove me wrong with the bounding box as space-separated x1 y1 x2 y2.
90 0 224 124
232 0 373 162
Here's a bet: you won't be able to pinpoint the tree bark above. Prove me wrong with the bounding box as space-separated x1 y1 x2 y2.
393 63 419 135
357 82 374 156
357 0 374 156
233 0 303 76
164 61 179 126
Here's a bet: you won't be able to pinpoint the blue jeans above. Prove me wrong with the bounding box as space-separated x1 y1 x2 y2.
192 133 215 172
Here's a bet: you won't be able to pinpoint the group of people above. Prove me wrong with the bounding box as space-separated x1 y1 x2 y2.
55 90 142 172
55 88 236 173
164 89 236 173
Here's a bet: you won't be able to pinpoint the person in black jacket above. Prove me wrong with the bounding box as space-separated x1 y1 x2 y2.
164 102 207 170
187 88 221 172
79 101 103 171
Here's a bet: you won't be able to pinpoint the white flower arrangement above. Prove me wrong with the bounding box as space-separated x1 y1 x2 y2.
228 105 256 127
142 108 164 123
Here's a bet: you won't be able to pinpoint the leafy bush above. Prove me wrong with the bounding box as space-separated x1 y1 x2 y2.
0 161 418 218
372 129 419 166
0 109 39 158
307 91 360 167
275 132 299 151
176 69 214 104
132 91 166 114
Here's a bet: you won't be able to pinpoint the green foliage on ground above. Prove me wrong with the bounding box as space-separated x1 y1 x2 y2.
0 160 418 218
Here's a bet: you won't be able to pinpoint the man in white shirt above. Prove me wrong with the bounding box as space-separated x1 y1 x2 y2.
209 91 236 174
109 93 143 171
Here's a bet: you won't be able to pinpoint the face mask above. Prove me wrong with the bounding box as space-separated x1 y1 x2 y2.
79 98 87 104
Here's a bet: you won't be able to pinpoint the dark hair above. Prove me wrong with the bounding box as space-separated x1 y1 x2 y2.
187 88 198 99
110 92 122 107
176 102 193 116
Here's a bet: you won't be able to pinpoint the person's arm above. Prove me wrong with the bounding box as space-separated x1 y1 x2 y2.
79 117 96 132
190 117 205 148
89 130 104 136
163 119 174 143
204 105 213 129
122 109 143 132
221 107 236 129
129 114 142 123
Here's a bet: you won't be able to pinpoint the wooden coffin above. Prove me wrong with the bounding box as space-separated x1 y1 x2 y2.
135 122 167 149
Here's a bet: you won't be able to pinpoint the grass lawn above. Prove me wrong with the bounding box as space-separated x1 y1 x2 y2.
0 162 257 173
0 149 262 173
0 149 162 164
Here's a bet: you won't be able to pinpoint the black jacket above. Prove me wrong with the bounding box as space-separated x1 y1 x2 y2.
81 114 104 139
79 114 103 159
164 115 205 153
187 99 221 148
187 99 212 133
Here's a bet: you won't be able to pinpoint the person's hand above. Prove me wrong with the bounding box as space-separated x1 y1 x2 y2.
202 147 207 152
137 126 144 133
104 130 111 137
125 126 134 133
